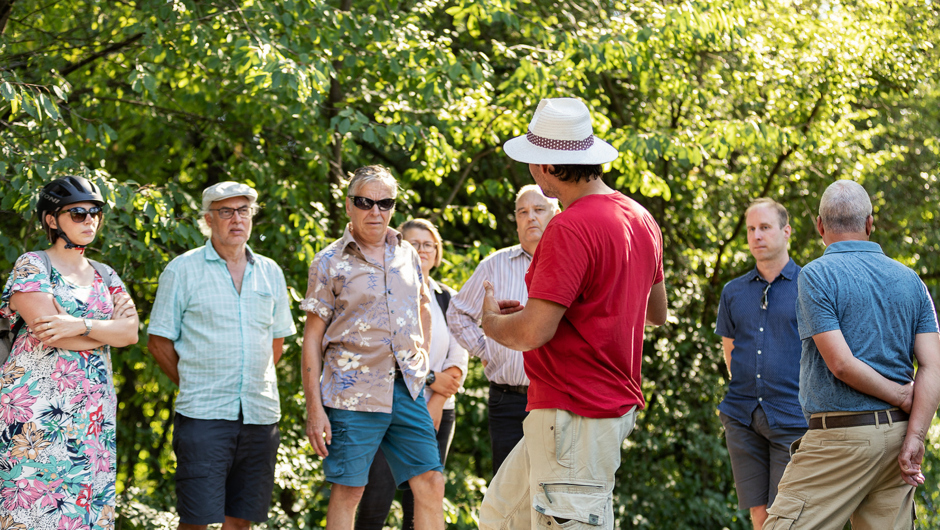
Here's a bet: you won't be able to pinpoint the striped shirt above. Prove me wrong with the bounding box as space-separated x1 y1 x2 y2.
447 245 530 387
148 242 297 425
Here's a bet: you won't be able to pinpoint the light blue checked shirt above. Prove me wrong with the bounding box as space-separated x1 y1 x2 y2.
148 241 296 424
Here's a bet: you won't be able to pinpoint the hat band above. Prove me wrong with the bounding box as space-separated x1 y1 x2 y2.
526 130 595 151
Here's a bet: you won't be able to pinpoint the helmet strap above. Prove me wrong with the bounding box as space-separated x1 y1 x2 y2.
57 229 87 252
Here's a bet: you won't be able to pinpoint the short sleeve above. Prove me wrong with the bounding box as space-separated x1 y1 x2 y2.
271 265 297 338
148 267 184 341
527 225 589 308
915 279 939 335
102 264 129 297
715 287 734 338
1 253 55 315
299 253 336 324
796 266 840 340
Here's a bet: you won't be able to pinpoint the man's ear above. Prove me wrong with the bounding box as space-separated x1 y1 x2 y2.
815 216 825 238
865 214 874 236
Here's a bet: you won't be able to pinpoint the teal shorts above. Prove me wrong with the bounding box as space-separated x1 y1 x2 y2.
323 378 443 487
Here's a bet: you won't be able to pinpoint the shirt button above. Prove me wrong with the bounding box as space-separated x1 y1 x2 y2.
759 327 764 332
757 350 762 354
758 397 763 402
757 374 761 378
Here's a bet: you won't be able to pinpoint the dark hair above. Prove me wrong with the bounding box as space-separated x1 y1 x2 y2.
548 164 603 183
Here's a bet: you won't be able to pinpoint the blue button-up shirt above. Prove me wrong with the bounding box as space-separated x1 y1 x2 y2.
148 242 297 424
715 259 807 428
797 241 938 419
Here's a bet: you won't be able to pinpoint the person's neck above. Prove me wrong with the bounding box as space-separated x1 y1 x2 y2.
46 242 87 269
755 254 790 283
211 238 248 265
823 232 869 246
556 179 613 209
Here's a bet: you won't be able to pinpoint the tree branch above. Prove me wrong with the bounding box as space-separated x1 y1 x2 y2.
59 32 144 77
430 146 496 223
0 0 16 35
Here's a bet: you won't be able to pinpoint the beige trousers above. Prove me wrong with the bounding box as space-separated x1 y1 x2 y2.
763 411 915 530
479 406 637 529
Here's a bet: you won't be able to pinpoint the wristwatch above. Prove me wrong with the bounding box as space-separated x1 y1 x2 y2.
426 370 436 386
82 319 93 336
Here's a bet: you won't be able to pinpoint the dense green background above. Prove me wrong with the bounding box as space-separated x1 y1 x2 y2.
2 0 939 528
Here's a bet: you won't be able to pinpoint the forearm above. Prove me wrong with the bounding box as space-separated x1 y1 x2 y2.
482 310 548 351
85 317 140 348
908 363 940 441
815 330 908 407
301 341 325 415
273 337 285 364
448 313 487 358
147 335 181 386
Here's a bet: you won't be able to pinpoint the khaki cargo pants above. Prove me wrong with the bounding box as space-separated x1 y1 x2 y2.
763 411 915 529
479 406 637 529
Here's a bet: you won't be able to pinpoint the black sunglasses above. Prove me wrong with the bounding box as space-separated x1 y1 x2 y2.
60 206 103 223
761 283 772 310
349 196 396 211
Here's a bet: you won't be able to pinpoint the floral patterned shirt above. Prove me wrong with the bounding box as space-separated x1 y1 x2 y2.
301 225 430 413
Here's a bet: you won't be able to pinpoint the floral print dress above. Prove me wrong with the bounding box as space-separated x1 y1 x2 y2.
0 252 126 530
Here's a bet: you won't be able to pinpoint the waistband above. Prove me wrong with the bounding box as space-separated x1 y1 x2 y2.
490 382 528 395
808 409 908 430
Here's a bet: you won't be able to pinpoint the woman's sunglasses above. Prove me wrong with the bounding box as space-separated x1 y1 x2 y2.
349 196 396 211
60 206 104 223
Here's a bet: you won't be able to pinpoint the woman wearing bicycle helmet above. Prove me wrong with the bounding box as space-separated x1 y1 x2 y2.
0 176 138 529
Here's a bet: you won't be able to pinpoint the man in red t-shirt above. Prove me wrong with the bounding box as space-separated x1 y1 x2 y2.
479 98 668 529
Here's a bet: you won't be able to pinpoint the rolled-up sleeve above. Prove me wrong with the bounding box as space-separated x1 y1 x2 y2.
300 255 335 323
272 266 297 338
148 267 183 341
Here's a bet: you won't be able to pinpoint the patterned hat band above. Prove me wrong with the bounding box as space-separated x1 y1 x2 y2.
526 130 595 151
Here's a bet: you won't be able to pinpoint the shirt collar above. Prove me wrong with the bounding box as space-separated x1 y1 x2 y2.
204 239 255 264
748 257 798 283
509 245 532 260
428 278 443 294
823 240 884 256
340 223 403 253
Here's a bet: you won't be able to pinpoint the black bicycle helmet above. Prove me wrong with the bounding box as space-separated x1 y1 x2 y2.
37 176 105 250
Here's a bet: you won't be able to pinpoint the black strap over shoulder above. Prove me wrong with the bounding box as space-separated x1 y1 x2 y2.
434 283 452 322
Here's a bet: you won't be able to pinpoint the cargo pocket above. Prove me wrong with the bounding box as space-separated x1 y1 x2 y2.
175 461 213 481
322 427 347 477
765 495 806 529
532 481 608 528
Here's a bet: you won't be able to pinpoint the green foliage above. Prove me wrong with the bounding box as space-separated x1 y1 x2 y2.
2 0 939 528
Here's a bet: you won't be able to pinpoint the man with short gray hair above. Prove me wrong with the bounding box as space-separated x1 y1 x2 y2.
763 179 940 529
148 181 297 530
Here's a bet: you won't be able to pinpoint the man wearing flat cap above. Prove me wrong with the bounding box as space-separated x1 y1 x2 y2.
148 181 296 530
478 98 668 529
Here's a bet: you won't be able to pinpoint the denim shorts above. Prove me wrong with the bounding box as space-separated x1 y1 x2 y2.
324 378 442 487
172 413 280 525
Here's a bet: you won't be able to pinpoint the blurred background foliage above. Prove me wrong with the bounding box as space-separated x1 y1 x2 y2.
2 0 939 528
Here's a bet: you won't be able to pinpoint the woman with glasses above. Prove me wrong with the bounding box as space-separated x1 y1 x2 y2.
0 176 138 529
356 218 469 530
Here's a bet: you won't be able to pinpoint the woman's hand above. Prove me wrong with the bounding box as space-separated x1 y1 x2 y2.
429 370 461 398
32 300 85 343
112 292 137 320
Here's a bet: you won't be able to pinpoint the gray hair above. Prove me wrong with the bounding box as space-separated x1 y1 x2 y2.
819 180 872 234
347 165 399 198
515 184 560 212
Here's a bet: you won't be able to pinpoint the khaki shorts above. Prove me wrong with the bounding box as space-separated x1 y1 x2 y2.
479 406 637 529
763 411 915 530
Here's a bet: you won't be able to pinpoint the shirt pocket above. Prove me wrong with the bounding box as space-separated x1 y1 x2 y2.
252 292 275 328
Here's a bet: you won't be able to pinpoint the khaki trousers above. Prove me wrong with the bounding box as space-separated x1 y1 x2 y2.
763 411 915 530
479 407 637 529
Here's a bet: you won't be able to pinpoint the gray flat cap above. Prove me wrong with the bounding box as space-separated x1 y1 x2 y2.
202 181 258 212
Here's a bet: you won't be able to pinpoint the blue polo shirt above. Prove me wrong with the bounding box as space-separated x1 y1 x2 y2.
797 241 938 418
715 259 807 429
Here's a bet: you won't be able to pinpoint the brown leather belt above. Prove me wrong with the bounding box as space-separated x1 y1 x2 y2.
808 410 909 430
490 382 529 395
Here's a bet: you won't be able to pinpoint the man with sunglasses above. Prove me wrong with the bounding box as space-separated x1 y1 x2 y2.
301 165 445 529
713 198 806 530
148 181 296 530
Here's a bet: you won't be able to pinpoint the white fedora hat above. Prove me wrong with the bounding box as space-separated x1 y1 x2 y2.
503 98 618 165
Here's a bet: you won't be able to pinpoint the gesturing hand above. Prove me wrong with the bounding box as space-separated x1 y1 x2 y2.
482 280 524 317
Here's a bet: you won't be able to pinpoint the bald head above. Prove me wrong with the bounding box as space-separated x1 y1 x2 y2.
819 180 872 234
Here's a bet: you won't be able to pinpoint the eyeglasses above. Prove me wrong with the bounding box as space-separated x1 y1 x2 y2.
761 283 772 310
349 196 396 211
60 206 103 223
209 206 256 219
408 241 437 252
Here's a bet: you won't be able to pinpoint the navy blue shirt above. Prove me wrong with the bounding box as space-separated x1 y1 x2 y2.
797 241 938 418
715 259 807 429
